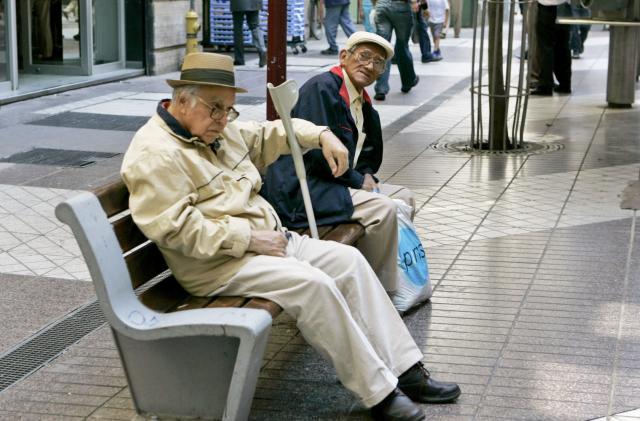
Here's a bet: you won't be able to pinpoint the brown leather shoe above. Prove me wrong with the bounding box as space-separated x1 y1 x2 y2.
398 362 461 404
371 388 425 421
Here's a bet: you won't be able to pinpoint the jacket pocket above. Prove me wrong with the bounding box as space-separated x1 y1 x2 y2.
196 171 225 201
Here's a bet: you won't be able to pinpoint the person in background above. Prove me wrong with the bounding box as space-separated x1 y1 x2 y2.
307 0 324 40
415 0 437 62
426 0 449 61
321 0 357 55
570 2 591 59
230 0 266 67
359 0 375 32
531 0 572 95
372 0 420 101
442 0 461 38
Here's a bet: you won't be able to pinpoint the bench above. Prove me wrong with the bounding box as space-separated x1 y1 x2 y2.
55 178 364 421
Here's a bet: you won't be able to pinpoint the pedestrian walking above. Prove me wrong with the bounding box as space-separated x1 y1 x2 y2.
230 0 267 67
372 0 420 101
322 0 357 55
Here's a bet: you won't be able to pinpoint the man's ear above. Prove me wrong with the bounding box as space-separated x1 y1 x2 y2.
339 50 349 66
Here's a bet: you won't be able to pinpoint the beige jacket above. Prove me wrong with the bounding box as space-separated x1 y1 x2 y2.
121 108 326 296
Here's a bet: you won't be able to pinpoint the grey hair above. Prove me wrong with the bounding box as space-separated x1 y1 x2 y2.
172 84 201 108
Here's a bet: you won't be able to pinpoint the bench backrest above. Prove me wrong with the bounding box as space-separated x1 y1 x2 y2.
55 184 159 334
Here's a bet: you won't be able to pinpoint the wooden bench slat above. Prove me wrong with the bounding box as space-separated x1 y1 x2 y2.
139 276 190 312
322 223 365 245
294 225 333 238
113 214 148 253
243 298 283 319
125 243 169 289
93 179 130 218
171 296 214 312
207 296 249 308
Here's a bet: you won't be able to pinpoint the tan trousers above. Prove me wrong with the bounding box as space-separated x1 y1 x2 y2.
349 183 416 293
448 0 463 38
214 232 423 407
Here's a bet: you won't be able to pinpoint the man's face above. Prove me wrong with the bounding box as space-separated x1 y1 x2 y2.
339 43 388 91
180 85 236 144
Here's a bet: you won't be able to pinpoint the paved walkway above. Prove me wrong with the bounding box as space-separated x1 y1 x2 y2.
1 22 640 421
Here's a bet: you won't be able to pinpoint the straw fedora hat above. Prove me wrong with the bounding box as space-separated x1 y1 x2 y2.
166 53 248 93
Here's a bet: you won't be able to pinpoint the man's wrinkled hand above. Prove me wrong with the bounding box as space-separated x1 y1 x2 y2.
248 230 288 257
319 129 349 177
361 173 379 192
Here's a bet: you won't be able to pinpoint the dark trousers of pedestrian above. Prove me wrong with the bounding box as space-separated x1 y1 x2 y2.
374 2 417 95
232 10 266 65
415 11 432 62
535 3 571 92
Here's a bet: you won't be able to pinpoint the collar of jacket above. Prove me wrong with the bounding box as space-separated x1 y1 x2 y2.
156 99 209 148
329 65 372 107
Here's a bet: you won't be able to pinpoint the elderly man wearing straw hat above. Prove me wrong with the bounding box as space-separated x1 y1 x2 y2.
121 52 460 421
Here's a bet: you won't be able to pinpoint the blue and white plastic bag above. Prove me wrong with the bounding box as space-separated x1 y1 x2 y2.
391 199 432 313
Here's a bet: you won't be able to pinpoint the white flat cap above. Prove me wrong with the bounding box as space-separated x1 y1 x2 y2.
344 31 394 60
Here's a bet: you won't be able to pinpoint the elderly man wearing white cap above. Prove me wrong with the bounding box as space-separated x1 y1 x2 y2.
122 52 460 420
263 32 420 297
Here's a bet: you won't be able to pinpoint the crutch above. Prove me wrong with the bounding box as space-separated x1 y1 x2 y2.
267 80 319 239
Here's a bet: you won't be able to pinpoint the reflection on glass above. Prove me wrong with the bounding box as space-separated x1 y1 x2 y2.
31 0 80 64
1 0 7 81
93 0 119 65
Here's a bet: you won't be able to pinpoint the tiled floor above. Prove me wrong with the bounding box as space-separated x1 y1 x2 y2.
0 22 640 421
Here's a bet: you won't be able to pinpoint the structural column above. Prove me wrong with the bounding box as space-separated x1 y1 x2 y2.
607 26 640 108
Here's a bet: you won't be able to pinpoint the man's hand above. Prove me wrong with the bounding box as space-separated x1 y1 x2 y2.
319 129 349 177
361 173 379 192
248 230 288 257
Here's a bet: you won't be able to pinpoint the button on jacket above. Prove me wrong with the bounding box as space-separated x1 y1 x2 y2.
121 101 325 296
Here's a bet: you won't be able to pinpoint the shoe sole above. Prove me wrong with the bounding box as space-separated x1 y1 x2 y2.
403 386 462 404
371 412 426 421
419 388 462 404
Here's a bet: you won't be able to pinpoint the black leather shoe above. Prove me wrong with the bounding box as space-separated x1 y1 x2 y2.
554 85 571 94
258 52 266 68
401 76 419 93
371 388 425 421
398 362 461 404
233 60 245 66
530 87 552 96
320 48 339 55
374 93 386 101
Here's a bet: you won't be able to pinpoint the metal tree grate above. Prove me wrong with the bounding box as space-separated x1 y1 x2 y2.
0 301 105 392
0 148 119 167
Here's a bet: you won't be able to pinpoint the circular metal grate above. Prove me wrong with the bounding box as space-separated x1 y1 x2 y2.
429 139 565 155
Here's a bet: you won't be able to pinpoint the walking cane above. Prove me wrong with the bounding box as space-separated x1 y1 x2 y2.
267 80 320 239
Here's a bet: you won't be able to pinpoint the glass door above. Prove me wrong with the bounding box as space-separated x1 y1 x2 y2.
92 0 125 72
18 0 87 75
17 0 125 76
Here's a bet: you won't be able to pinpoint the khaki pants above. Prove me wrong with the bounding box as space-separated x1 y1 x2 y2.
448 0 463 37
350 183 416 293
214 232 423 407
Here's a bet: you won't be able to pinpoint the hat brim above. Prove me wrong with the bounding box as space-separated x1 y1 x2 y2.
166 79 248 93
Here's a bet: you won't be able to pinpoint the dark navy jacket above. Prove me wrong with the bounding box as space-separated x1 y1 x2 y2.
261 66 383 228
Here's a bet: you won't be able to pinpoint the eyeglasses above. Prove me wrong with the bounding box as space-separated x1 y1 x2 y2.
194 96 240 122
349 50 387 74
